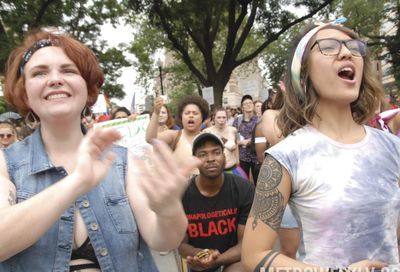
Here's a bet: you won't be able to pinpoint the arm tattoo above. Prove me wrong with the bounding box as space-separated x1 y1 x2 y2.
8 190 16 205
254 250 279 272
250 155 284 231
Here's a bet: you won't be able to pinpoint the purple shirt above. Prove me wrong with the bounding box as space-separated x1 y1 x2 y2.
232 114 259 163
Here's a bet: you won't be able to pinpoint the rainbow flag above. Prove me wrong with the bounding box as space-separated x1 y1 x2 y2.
92 94 112 115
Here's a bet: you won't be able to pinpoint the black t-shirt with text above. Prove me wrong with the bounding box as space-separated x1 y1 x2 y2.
182 173 255 255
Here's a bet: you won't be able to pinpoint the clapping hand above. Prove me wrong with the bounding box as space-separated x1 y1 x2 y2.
153 97 164 116
73 128 121 194
131 140 200 217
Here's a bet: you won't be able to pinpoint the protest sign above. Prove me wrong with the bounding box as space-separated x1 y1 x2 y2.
94 114 151 158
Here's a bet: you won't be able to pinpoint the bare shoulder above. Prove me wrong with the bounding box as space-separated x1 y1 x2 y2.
262 109 279 121
228 126 237 134
158 129 180 146
203 127 212 133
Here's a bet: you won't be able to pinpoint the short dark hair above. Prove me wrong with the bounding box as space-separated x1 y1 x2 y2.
177 95 209 123
192 132 224 155
111 107 131 119
241 95 253 105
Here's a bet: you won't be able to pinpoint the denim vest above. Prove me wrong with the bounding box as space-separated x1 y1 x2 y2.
0 129 158 272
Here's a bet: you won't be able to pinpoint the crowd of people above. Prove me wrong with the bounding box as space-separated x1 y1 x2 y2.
0 18 400 272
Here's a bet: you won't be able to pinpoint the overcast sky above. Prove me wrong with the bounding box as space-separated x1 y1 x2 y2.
101 23 141 109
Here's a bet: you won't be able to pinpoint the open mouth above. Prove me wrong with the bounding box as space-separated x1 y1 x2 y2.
338 67 355 81
45 92 70 100
187 120 195 125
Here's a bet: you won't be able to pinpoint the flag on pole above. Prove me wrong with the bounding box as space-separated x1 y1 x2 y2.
130 92 136 113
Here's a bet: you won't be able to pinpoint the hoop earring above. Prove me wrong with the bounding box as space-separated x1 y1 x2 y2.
25 111 39 129
82 106 92 118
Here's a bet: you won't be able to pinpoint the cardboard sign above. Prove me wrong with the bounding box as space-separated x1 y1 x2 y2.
94 114 151 158
202 86 214 106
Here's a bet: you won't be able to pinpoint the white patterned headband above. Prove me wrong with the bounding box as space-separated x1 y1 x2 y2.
290 17 347 100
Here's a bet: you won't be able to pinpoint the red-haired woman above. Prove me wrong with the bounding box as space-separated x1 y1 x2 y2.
0 29 199 271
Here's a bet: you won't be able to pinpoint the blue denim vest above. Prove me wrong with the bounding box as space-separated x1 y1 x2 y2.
0 129 158 272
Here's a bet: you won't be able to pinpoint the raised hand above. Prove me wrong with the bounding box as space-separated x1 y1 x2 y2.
153 97 164 116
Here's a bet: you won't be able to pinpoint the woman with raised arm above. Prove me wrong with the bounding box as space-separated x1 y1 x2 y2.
242 20 400 271
0 29 199 272
146 95 209 167
157 104 179 133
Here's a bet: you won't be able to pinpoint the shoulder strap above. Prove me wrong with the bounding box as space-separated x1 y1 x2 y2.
171 130 182 151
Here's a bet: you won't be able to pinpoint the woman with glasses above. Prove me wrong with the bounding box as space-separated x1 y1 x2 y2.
0 30 200 271
0 122 18 148
242 22 400 271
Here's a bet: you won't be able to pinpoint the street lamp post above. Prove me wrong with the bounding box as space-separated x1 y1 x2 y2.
157 58 164 96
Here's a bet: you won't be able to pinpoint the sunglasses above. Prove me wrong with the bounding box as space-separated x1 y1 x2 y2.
0 134 13 139
311 38 367 57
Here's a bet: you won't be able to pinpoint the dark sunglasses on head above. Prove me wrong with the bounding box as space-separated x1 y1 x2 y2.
0 134 13 139
311 38 367 57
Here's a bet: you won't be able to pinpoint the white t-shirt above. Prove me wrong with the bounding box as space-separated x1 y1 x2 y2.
268 125 400 267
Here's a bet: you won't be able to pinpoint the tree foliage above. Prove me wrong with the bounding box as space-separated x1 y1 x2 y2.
126 0 334 106
260 22 307 89
0 0 131 100
327 0 400 97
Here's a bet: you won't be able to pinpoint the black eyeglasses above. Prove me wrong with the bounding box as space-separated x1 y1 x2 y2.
0 134 13 139
311 38 367 57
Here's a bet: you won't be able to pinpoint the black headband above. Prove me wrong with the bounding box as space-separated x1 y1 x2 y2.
19 39 53 75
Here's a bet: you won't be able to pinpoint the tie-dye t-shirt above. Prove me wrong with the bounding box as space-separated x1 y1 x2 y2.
268 125 400 267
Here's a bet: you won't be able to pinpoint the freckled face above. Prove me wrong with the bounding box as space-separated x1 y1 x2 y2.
23 46 87 123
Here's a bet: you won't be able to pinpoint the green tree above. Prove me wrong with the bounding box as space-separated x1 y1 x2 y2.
334 0 400 97
0 96 8 114
127 0 334 106
0 0 131 100
259 0 400 98
260 22 307 89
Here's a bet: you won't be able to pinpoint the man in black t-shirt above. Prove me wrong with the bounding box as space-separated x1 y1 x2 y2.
179 132 255 272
